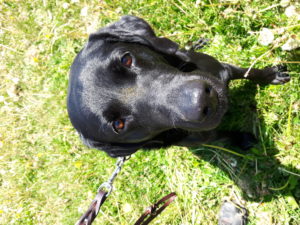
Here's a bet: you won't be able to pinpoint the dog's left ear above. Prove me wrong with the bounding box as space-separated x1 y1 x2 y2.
88 15 179 55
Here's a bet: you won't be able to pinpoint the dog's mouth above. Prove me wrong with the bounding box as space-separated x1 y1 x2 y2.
201 85 228 130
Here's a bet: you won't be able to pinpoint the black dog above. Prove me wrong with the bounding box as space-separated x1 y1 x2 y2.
67 16 290 157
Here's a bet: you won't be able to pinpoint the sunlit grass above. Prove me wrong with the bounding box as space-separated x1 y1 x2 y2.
0 0 299 224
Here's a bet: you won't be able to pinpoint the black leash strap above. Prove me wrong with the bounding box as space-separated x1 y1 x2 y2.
75 156 129 225
134 192 177 225
75 189 107 225
75 156 176 225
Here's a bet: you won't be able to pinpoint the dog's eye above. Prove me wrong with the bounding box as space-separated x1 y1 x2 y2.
112 119 125 133
120 53 132 67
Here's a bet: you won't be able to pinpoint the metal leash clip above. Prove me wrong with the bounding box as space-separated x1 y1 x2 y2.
98 156 130 196
75 156 130 225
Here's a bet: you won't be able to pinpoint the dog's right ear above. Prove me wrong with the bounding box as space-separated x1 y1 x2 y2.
87 15 179 55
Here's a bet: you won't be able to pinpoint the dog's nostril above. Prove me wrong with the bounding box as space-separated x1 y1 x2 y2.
205 86 212 94
202 106 209 116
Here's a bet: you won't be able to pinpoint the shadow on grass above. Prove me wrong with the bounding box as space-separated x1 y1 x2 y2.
190 81 300 203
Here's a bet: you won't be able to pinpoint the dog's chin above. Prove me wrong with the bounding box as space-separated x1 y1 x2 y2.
179 111 225 132
205 90 228 128
198 109 225 130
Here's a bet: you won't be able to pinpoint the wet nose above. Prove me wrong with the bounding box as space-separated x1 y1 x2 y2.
173 80 218 122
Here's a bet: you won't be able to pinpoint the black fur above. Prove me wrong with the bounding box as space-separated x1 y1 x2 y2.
67 16 290 157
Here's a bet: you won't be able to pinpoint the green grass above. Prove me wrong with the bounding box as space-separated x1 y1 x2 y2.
1 0 299 224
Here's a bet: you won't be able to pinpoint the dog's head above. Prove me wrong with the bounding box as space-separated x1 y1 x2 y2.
67 16 228 157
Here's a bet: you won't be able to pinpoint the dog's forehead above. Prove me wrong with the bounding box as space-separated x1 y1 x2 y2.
76 52 135 116
79 69 114 117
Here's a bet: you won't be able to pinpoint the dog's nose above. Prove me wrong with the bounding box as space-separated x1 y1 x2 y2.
172 80 218 122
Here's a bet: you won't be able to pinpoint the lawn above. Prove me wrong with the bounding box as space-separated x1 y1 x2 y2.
0 0 299 224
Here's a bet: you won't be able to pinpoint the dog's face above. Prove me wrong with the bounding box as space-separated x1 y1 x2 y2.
67 16 228 157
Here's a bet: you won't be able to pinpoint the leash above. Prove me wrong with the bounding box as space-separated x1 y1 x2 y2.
134 192 177 225
75 156 129 225
75 156 176 225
